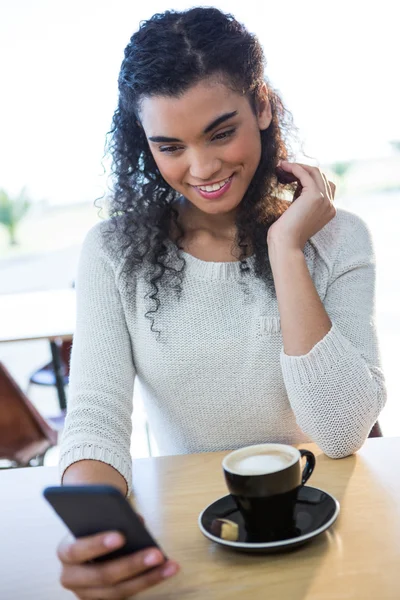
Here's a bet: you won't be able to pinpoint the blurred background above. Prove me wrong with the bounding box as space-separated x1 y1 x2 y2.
1 0 399 466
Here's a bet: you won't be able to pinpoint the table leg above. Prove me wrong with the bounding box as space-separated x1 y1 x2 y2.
49 340 67 411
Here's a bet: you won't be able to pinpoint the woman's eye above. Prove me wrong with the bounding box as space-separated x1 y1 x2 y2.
213 128 236 141
158 128 235 154
159 146 181 154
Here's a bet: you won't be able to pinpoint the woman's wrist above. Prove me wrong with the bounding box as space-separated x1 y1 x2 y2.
62 459 128 496
267 233 304 269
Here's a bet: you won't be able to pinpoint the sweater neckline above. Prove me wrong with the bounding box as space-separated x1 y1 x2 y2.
166 239 255 281
181 250 255 281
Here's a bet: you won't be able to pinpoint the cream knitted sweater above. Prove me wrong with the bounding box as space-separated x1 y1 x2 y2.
59 208 386 493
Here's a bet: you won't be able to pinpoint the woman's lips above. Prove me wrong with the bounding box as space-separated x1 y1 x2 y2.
193 175 234 200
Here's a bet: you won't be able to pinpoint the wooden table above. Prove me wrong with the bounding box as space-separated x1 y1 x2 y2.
1 438 400 599
0 289 76 410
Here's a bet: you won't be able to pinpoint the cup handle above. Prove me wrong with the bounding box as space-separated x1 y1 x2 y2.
299 449 316 485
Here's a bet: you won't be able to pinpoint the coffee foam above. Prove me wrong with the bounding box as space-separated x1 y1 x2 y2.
227 450 295 476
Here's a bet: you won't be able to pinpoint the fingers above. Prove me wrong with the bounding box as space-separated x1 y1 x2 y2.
58 533 179 598
58 531 126 565
324 176 336 200
275 166 300 186
60 547 165 589
278 161 317 191
73 560 179 599
301 165 335 201
279 161 335 201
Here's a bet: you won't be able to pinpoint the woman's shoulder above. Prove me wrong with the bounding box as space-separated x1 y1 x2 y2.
309 207 375 272
79 218 131 283
81 218 126 259
81 219 107 248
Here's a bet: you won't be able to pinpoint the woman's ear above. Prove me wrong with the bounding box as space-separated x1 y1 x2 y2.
257 83 272 131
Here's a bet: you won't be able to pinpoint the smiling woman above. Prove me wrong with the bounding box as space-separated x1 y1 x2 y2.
58 6 386 599
140 79 271 224
103 8 297 297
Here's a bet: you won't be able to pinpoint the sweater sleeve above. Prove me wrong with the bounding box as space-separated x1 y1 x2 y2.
280 214 387 458
59 222 135 494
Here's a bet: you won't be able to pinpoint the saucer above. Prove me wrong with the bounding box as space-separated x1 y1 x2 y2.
198 486 340 553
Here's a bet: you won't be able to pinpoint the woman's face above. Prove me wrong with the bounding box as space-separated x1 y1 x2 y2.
139 79 272 218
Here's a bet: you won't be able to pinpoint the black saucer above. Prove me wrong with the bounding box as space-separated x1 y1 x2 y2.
198 486 340 553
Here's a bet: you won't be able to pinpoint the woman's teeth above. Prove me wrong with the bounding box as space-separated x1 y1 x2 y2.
198 177 231 192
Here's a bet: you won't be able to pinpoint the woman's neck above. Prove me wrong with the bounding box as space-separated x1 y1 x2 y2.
172 196 238 240
169 197 255 262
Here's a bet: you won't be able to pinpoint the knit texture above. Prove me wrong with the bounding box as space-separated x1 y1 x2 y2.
59 208 387 494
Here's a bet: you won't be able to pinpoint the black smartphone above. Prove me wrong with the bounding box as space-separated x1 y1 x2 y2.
43 484 166 563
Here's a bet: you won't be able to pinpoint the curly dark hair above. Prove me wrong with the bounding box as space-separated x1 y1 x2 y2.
104 7 298 336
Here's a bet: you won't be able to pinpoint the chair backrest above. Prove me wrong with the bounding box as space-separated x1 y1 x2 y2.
368 422 383 438
0 362 57 465
60 339 73 375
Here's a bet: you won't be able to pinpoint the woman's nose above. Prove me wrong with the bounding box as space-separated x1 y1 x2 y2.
189 151 222 182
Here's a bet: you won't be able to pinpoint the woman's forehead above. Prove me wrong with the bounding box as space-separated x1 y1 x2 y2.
139 80 249 139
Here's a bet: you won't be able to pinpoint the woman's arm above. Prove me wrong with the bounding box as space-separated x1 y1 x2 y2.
62 460 128 496
268 242 332 356
270 214 386 458
59 223 136 495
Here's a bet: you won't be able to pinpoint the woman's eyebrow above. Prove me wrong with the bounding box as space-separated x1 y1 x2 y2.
203 110 238 134
148 110 238 143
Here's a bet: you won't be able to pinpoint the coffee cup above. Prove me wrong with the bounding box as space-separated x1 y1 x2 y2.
222 443 315 542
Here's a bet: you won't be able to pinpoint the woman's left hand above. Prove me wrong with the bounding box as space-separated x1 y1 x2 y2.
267 161 336 251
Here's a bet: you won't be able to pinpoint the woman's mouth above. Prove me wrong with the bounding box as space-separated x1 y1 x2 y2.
193 175 234 200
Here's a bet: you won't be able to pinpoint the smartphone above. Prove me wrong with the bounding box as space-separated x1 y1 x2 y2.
43 484 166 563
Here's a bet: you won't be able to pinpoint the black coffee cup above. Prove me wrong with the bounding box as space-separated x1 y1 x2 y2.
222 444 315 542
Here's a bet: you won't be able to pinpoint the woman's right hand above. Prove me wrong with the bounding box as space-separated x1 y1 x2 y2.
57 530 180 599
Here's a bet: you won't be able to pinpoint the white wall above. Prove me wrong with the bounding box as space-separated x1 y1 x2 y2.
1 0 399 205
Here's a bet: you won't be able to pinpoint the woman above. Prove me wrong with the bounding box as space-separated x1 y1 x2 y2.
57 7 386 597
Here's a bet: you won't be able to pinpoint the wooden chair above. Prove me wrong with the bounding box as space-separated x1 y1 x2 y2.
28 338 72 387
0 362 58 467
369 422 383 438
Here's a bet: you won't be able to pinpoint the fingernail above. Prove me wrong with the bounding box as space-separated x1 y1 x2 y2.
144 550 161 566
104 533 123 548
162 563 178 578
